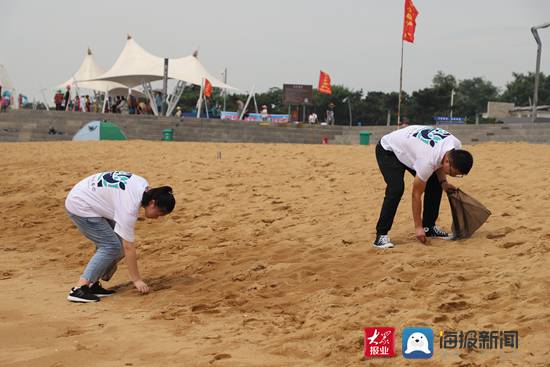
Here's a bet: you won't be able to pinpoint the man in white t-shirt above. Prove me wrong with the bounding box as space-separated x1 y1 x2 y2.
373 125 473 249
65 171 175 302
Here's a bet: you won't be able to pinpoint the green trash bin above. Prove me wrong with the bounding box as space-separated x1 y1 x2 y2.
359 131 372 145
162 128 174 141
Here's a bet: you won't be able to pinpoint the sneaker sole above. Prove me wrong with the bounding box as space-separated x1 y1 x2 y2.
93 293 115 298
372 243 394 249
67 295 100 303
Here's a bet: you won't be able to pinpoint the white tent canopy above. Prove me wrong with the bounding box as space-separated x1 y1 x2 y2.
92 35 237 90
57 48 129 93
169 55 235 90
0 64 14 91
91 35 166 88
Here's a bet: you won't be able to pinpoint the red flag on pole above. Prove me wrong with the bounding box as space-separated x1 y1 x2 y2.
204 78 213 98
318 71 332 95
402 0 419 43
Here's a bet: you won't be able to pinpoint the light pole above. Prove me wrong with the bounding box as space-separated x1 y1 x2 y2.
343 96 352 127
531 22 550 122
450 89 455 120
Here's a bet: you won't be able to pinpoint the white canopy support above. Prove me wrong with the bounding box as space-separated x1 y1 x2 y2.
166 80 186 117
196 78 204 118
39 88 50 111
240 85 258 120
142 81 158 116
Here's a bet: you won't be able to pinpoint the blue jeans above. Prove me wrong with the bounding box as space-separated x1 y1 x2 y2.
67 212 124 283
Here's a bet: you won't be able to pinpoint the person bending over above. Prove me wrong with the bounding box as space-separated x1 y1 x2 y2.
373 125 473 249
65 171 175 302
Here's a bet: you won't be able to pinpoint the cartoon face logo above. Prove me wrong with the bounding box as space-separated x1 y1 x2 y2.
405 332 431 354
97 171 132 190
412 127 451 147
402 327 433 359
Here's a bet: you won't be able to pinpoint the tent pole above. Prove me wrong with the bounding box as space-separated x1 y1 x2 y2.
196 78 204 118
241 85 255 120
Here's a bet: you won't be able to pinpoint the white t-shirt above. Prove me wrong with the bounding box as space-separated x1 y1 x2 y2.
65 171 149 242
380 125 462 182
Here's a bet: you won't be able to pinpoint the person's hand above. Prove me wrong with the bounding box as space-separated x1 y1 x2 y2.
442 181 457 193
133 280 150 294
415 226 427 244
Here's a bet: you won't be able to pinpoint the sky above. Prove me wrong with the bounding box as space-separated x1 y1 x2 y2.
1 0 549 101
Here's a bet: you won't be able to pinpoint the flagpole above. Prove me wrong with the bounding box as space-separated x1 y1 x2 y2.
397 39 404 128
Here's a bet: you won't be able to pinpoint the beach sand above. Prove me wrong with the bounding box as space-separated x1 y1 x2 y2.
1 141 549 366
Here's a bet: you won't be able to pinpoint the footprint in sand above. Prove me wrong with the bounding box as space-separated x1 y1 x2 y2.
498 241 525 249
437 301 469 312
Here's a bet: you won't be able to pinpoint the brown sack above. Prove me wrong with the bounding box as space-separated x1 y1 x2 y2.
447 188 491 240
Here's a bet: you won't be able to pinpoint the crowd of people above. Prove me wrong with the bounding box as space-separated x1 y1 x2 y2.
53 86 161 115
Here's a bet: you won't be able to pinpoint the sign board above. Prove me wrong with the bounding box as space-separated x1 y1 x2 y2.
283 84 313 105
434 116 465 124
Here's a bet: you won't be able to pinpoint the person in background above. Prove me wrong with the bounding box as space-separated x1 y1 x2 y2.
118 96 129 114
326 102 335 125
85 95 91 112
155 93 162 114
73 94 81 112
308 111 318 124
64 86 71 111
260 105 269 121
128 91 137 114
54 90 64 111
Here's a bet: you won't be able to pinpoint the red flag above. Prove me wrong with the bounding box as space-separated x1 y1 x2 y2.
318 71 332 95
402 0 419 43
204 78 213 98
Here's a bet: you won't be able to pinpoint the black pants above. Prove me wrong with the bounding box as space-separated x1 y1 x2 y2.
375 142 442 236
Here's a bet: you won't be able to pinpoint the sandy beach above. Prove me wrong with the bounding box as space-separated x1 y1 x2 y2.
1 140 549 366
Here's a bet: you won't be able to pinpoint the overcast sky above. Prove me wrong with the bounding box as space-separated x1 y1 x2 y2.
1 0 549 100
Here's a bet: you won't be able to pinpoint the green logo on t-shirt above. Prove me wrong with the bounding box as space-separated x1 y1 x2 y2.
97 171 133 190
413 128 451 147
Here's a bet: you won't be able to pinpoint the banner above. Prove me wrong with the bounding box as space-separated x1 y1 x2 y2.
220 111 289 122
204 78 213 98
402 0 419 43
318 71 332 95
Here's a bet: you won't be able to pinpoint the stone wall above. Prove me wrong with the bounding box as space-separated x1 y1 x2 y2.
1 110 550 144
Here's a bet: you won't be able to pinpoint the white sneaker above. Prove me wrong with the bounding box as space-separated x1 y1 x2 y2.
372 235 395 249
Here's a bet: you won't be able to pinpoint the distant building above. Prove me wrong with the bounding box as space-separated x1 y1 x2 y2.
483 101 550 123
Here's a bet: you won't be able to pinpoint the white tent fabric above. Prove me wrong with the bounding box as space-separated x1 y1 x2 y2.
92 35 237 90
0 64 14 91
169 55 236 90
57 48 129 93
91 35 166 88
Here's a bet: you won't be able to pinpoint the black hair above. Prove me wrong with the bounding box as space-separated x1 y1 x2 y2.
449 149 473 175
141 186 175 214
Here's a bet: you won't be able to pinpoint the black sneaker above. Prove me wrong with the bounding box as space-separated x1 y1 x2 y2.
424 225 451 239
89 281 116 297
372 235 395 249
67 286 100 303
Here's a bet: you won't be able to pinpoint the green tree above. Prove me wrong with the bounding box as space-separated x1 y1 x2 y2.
500 72 549 106
455 77 499 121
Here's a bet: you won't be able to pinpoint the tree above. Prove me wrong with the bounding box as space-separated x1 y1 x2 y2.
500 72 549 106
455 77 499 121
